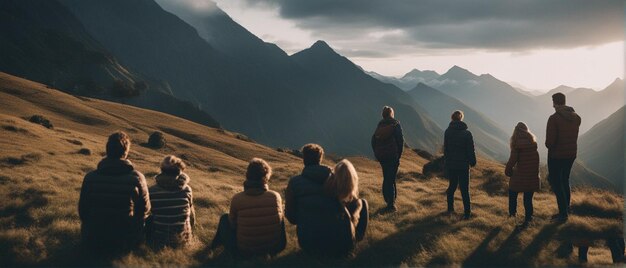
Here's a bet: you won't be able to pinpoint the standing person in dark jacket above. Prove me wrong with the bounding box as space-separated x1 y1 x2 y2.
148 155 195 248
78 131 151 253
285 144 351 257
371 106 404 212
546 93 581 223
444 111 476 220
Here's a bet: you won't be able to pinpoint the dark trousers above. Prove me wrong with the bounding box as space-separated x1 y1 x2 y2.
446 168 471 214
380 160 400 207
548 158 575 217
508 190 534 221
211 214 286 256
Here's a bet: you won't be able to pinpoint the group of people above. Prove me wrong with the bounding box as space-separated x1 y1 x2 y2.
78 92 581 258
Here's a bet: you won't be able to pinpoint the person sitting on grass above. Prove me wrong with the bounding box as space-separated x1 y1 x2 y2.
323 159 369 257
210 158 286 257
78 131 151 253
147 155 195 248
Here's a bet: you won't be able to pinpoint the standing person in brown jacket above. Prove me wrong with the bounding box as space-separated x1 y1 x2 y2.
371 106 404 212
210 158 286 257
505 122 540 228
546 93 581 223
78 131 151 253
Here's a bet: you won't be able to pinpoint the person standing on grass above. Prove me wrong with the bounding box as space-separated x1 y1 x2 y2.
210 158 286 257
78 131 151 253
323 159 369 257
443 110 476 220
147 155 195 248
546 92 581 223
371 106 404 212
505 122 540 228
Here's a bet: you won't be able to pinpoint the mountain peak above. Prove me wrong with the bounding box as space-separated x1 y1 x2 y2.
440 65 477 81
310 40 333 51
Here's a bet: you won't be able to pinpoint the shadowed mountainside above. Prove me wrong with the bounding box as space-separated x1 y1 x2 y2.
0 73 621 267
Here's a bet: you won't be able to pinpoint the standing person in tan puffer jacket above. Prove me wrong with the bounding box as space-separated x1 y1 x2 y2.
505 122 540 228
148 155 195 248
546 92 581 223
210 158 286 257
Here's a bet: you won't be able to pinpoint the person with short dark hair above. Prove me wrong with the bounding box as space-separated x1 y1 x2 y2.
286 143 350 256
211 158 286 257
147 155 195 248
444 110 476 220
546 92 581 223
78 131 151 253
371 106 404 212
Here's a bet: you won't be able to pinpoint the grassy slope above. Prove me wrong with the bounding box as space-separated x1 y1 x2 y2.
0 73 621 266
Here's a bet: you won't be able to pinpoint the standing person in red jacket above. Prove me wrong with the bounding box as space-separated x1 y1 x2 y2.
371 106 404 212
505 122 540 228
546 93 581 223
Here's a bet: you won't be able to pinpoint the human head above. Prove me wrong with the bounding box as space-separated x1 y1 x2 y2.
451 110 464 122
382 106 395 119
552 92 566 107
325 159 359 202
301 143 324 166
510 122 537 148
246 158 272 184
160 155 186 174
106 131 131 159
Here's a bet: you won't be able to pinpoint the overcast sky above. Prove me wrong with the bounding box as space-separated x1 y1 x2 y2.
159 0 624 91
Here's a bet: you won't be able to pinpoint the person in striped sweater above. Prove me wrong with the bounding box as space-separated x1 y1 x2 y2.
147 155 195 248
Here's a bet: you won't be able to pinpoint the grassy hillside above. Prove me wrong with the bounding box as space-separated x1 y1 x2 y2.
0 73 622 266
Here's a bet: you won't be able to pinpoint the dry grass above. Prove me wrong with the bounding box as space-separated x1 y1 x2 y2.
0 72 622 266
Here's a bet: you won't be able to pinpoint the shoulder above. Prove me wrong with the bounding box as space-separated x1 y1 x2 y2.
266 190 282 201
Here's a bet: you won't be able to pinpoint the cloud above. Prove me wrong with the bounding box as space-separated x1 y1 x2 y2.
242 0 623 51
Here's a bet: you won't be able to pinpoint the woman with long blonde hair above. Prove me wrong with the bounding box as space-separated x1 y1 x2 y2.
324 159 369 256
505 122 540 228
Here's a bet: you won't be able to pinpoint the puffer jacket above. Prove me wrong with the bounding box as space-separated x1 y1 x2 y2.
444 121 477 170
285 165 354 256
148 171 195 247
505 138 540 192
78 158 151 247
546 106 582 159
371 118 405 162
229 181 284 255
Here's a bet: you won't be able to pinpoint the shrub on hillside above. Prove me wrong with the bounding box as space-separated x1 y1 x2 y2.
77 148 91 155
480 169 508 196
412 148 434 160
423 156 445 176
28 115 53 129
148 131 166 149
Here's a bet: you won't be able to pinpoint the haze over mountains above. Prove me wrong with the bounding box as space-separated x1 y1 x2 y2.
0 0 622 191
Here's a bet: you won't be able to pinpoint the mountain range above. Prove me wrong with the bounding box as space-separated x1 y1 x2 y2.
0 0 622 191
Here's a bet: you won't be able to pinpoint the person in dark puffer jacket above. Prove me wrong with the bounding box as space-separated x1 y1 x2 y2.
371 106 404 212
443 110 476 220
285 144 352 257
148 155 195 248
78 131 151 253
324 159 369 257
505 122 540 228
211 158 286 257
546 92 581 223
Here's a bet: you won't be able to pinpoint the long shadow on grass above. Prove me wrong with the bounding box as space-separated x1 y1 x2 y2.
462 222 561 267
349 212 451 266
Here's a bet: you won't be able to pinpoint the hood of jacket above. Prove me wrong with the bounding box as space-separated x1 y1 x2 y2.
301 164 332 184
555 106 579 121
97 158 134 175
155 172 190 191
448 120 468 131
243 180 269 196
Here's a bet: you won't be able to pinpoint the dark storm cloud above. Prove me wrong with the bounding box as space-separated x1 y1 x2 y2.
245 0 624 50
